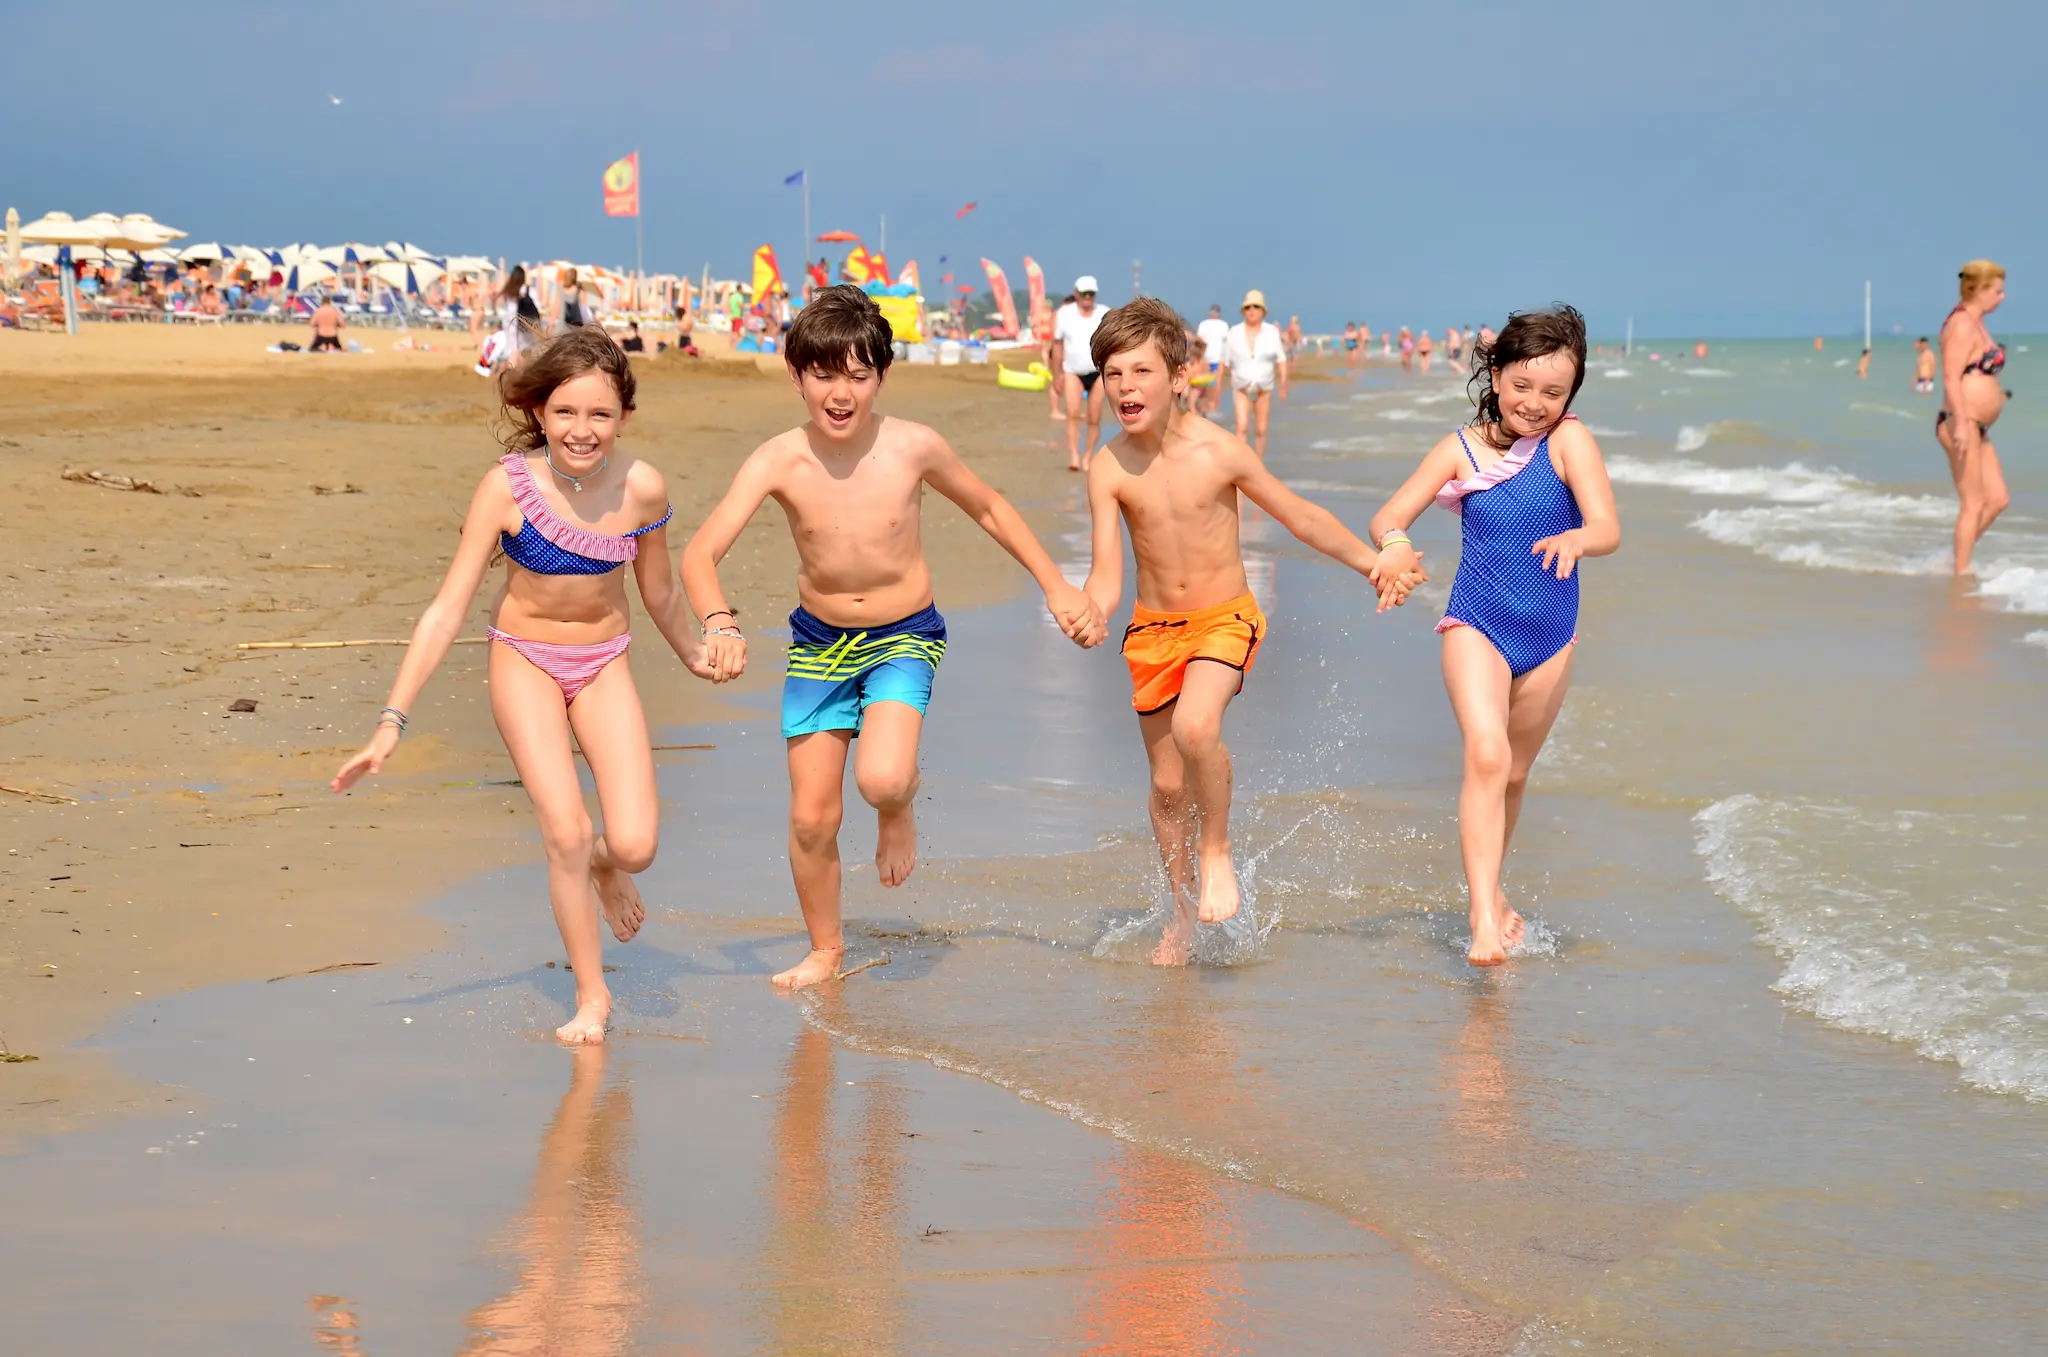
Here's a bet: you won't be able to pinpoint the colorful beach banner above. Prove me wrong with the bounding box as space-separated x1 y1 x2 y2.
1023 256 1051 338
603 153 640 218
897 259 920 292
844 245 890 286
752 243 783 298
981 258 1019 338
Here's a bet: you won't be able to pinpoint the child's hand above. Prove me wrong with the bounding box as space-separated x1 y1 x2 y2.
703 629 747 682
1046 582 1105 648
331 725 401 792
1532 530 1584 580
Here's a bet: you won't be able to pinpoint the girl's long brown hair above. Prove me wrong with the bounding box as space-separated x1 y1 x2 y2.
496 327 636 453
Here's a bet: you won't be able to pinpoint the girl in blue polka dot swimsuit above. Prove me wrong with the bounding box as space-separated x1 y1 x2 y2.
1368 306 1621 968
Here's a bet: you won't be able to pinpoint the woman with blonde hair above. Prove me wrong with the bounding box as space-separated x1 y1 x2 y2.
1938 260 2010 574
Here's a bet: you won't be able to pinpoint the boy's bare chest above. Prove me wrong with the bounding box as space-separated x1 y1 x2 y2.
1120 463 1231 530
778 456 923 537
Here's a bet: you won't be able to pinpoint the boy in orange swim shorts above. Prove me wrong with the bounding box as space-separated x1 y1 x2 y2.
1082 299 1423 965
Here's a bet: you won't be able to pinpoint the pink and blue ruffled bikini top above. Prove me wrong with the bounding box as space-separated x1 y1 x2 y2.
498 451 671 576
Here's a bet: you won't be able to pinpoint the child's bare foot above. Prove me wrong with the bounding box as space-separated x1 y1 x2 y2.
1498 894 1526 950
876 805 918 888
1151 908 1195 967
556 996 610 1044
772 946 845 990
1468 907 1507 967
1196 851 1240 923
592 864 644 942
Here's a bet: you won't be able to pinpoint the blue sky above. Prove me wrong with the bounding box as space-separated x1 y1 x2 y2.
7 0 2041 335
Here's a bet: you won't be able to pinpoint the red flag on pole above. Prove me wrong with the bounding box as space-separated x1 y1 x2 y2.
603 153 640 217
955 201 978 219
1023 256 1050 340
981 259 1019 338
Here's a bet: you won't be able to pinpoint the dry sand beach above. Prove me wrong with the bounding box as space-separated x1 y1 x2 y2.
0 325 1086 1143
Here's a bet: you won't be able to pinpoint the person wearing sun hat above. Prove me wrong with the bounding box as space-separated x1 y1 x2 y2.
1221 289 1288 456
1053 275 1109 471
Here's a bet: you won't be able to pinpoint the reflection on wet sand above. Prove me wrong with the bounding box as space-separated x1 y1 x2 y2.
461 1047 643 1356
761 1018 908 1355
1930 574 1993 677
310 1295 366 1353
1078 981 1247 1356
1440 989 1528 1183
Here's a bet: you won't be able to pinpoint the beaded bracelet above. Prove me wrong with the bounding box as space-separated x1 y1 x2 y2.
377 705 409 736
706 626 743 640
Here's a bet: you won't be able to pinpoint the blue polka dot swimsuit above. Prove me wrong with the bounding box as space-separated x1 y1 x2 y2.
1436 423 1584 677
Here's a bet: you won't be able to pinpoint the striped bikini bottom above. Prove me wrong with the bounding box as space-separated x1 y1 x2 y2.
489 628 631 703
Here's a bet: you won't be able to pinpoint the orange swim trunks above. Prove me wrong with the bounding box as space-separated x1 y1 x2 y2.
1121 593 1266 715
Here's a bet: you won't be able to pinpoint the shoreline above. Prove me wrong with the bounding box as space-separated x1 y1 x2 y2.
0 325 1093 1147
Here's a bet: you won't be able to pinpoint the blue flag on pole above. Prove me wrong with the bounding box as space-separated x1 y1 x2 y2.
784 170 805 186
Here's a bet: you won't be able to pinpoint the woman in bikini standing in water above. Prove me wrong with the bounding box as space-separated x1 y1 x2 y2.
1368 306 1620 966
1937 259 2010 575
332 329 731 1042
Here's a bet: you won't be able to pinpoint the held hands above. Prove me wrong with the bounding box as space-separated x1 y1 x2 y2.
1367 544 1429 613
1532 529 1585 580
1046 581 1107 648
331 724 401 792
699 627 748 682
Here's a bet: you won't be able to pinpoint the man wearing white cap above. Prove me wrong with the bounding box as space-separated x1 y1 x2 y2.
1221 289 1288 457
1053 275 1107 471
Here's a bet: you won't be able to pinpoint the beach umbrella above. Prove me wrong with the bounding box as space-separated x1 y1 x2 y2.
226 244 275 264
371 258 445 294
96 214 187 251
815 230 860 243
18 211 115 245
177 242 226 262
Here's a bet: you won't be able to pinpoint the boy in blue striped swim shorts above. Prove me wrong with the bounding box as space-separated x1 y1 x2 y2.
681 285 1106 990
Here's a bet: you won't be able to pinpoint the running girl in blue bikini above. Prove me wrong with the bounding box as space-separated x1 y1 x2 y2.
331 329 732 1043
1368 306 1620 966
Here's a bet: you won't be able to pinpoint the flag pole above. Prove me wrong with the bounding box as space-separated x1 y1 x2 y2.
634 147 644 282
802 163 810 293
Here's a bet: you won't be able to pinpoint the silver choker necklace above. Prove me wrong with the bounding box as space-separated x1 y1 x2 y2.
545 445 607 493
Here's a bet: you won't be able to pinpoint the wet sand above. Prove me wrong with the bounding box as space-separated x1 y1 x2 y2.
0 324 1085 1143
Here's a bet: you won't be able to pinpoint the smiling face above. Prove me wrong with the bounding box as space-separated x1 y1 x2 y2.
1490 350 1580 438
1101 338 1184 437
792 355 883 443
540 370 629 470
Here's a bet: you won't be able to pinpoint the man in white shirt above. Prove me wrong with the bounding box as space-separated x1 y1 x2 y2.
1220 289 1288 456
1194 304 1230 417
1052 275 1107 471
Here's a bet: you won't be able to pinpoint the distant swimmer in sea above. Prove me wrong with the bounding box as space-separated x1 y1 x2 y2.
1416 328 1434 374
1399 326 1415 370
1221 290 1289 456
682 286 1103 990
1381 328 1394 360
1694 341 1709 359
1283 313 1304 355
1858 347 1872 380
1343 320 1361 370
1913 336 1936 394
1082 299 1422 964
332 330 731 1044
1937 259 2011 575
1446 325 1464 365
1368 305 1620 966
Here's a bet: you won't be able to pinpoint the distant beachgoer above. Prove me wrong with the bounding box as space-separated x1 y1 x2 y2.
557 268 597 331
1857 347 1871 380
680 285 1102 990
1938 260 2011 574
1417 328 1435 374
1343 321 1361 369
309 298 344 352
1478 325 1496 350
333 330 727 1043
1694 341 1709 359
493 266 540 370
1038 295 1066 421
1381 329 1393 360
198 285 225 317
1359 323 1373 365
1399 326 1415 370
1082 299 1419 964
1445 325 1463 364
620 322 645 353
1054 276 1109 471
1814 336 1825 351
1196 304 1230 416
1913 337 1935 393
1222 290 1288 457
1368 305 1620 966
1283 314 1304 355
